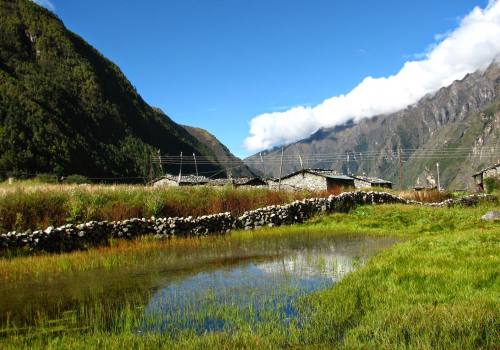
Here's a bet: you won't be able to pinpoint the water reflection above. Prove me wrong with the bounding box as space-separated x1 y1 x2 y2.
142 237 395 334
0 234 397 335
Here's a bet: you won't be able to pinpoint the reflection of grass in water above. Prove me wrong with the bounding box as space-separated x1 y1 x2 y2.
140 259 335 336
351 256 361 269
2 279 310 343
141 285 302 336
315 255 326 273
2 232 367 337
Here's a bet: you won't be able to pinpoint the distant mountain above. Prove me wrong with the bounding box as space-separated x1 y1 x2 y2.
245 62 500 189
0 0 222 180
182 125 255 178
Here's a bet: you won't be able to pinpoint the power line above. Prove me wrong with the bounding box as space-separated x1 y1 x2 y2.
151 146 500 164
152 152 500 165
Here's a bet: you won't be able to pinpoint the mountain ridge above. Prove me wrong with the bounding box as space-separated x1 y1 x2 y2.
245 61 500 189
182 125 255 178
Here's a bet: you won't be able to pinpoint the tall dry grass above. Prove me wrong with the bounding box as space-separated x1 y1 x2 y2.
0 184 324 234
398 189 453 203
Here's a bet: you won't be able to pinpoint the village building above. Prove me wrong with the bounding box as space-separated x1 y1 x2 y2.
350 175 392 189
473 163 500 191
152 174 209 187
279 169 355 191
207 177 267 188
207 178 232 187
233 177 268 188
266 178 280 190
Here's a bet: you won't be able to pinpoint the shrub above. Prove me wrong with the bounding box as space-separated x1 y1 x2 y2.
62 175 90 184
34 174 59 184
483 177 500 193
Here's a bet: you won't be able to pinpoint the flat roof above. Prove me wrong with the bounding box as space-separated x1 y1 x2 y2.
153 174 209 184
472 163 500 177
351 175 392 184
281 169 354 181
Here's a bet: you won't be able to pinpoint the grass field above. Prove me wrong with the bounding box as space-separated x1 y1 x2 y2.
0 182 328 234
0 202 498 349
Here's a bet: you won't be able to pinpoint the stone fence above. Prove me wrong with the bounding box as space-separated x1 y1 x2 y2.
0 191 495 254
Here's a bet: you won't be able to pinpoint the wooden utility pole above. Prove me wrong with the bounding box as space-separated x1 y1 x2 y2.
148 153 153 184
436 162 441 191
398 147 403 191
259 152 266 178
157 149 163 175
226 168 234 187
278 147 284 190
295 144 304 171
298 153 304 171
346 153 350 175
178 152 183 183
193 153 198 177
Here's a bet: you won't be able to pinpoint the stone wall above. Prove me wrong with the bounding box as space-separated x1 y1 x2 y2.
0 192 495 254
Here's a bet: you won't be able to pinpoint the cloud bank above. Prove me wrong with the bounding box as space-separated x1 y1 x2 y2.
32 0 55 12
244 0 500 152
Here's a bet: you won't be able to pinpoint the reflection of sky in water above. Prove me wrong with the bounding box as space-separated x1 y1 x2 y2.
142 244 370 334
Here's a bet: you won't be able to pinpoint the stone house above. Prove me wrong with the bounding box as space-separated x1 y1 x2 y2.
473 163 500 191
279 169 355 191
350 175 392 189
233 177 268 188
153 174 209 187
207 178 232 187
266 178 280 190
208 177 267 188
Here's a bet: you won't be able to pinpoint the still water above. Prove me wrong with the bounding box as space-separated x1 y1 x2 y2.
0 233 398 334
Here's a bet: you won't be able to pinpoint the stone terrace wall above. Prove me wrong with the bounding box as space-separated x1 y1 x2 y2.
0 192 495 254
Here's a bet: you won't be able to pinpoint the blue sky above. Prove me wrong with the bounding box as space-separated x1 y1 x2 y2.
39 0 490 157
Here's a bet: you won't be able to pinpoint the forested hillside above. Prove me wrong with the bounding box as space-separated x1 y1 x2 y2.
0 0 221 180
183 125 255 177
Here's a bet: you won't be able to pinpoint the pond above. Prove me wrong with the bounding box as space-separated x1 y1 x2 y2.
0 232 398 336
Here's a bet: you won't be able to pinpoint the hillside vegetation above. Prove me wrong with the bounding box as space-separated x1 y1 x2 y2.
183 125 255 177
0 0 221 179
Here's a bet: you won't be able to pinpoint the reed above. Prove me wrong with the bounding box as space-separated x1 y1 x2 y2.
398 188 453 203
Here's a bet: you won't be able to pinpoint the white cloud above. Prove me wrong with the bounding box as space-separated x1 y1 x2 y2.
244 0 500 152
32 0 55 12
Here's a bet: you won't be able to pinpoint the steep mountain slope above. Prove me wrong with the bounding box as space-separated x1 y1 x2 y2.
0 0 221 179
182 126 255 177
245 62 500 189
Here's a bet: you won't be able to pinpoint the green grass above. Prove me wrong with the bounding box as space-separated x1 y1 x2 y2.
301 229 499 349
0 203 499 349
